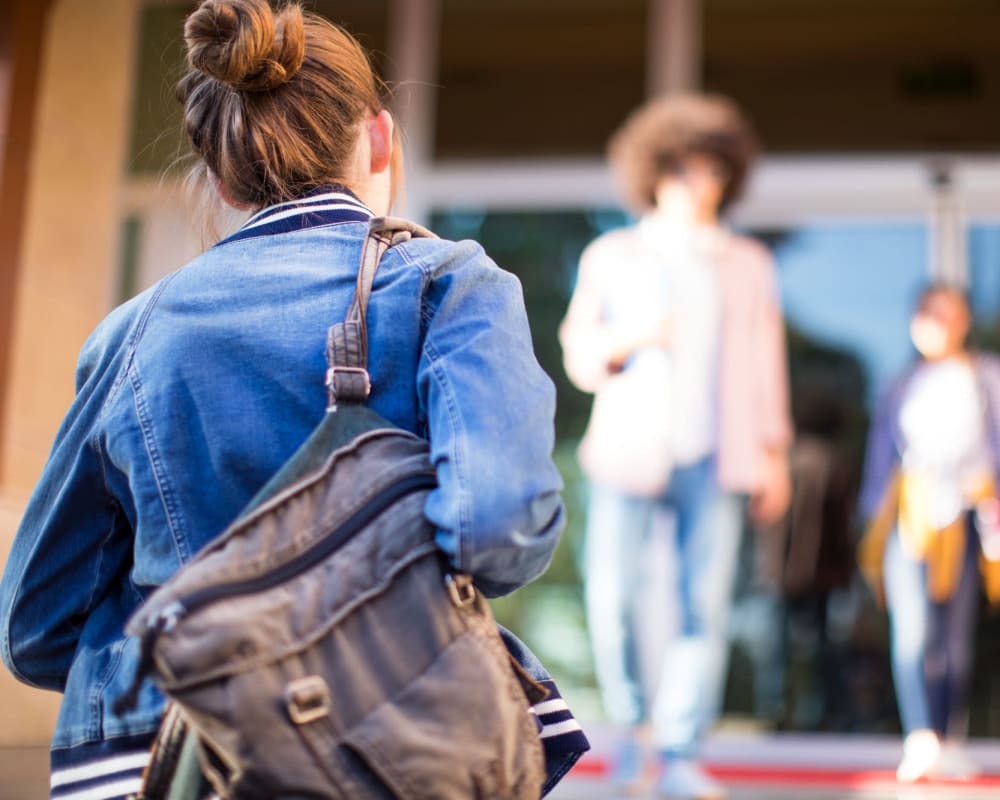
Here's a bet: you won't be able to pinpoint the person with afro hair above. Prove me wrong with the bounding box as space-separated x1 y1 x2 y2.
561 93 793 800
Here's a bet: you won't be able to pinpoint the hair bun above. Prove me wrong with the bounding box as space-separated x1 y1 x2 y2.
185 0 304 92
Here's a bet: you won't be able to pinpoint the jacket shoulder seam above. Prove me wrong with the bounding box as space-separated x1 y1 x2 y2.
99 272 181 421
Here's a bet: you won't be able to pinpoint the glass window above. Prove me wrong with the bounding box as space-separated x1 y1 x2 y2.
435 0 646 159
427 212 934 734
429 213 970 734
728 224 928 734
965 223 1000 737
430 207 628 441
969 224 1000 331
769 224 929 404
430 207 627 717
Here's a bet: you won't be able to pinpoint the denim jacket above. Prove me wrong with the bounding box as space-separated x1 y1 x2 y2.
0 189 569 767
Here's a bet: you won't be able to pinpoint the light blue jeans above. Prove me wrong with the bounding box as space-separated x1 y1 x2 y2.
884 521 980 736
584 457 745 757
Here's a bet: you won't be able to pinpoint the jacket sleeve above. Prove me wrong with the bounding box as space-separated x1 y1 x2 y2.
558 240 619 394
414 240 565 598
859 383 900 524
0 331 132 691
753 248 794 451
978 354 1000 481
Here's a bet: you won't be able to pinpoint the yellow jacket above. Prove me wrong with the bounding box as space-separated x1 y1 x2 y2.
859 469 1000 604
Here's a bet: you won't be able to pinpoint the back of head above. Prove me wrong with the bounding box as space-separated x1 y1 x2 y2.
178 0 389 211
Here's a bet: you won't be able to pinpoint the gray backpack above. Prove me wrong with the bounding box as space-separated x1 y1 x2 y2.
118 217 548 799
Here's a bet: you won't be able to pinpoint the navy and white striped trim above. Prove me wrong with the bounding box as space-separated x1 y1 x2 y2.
532 696 583 739
216 186 374 247
50 750 150 800
531 680 590 796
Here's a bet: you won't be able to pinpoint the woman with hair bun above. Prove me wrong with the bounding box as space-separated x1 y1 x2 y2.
560 93 792 799
0 2 577 797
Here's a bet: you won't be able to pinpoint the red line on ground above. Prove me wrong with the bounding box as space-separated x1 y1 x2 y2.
570 756 1000 793
569 758 610 777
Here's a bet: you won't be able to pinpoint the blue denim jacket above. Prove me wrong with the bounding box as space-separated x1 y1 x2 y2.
0 190 567 759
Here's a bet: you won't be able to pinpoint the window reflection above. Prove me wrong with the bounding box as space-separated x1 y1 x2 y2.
768 224 929 405
970 224 1000 329
430 209 1000 737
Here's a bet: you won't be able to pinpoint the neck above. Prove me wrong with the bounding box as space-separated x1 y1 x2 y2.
648 208 720 233
923 349 970 363
352 175 391 216
696 209 720 227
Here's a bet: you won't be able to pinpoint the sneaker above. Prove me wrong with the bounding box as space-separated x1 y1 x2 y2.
897 729 941 783
610 732 649 795
932 740 980 781
657 758 727 800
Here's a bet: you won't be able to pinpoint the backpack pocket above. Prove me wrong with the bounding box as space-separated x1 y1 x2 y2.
335 629 545 800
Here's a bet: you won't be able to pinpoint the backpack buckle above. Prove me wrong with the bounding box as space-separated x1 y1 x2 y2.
445 573 476 608
325 366 372 407
285 675 331 725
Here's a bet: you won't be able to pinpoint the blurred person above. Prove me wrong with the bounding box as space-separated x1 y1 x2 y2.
859 284 1000 783
743 373 861 731
0 2 577 798
560 94 793 800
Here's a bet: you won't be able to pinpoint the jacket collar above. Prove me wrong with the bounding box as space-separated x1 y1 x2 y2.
216 184 374 247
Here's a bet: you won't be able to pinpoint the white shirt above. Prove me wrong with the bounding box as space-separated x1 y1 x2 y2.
637 215 723 466
900 357 990 526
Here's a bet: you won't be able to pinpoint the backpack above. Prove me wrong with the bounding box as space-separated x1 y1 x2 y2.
117 217 549 799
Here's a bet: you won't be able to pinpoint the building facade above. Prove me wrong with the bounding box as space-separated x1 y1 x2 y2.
2 0 1000 746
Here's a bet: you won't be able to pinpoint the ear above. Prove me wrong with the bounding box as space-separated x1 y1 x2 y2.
367 109 394 175
209 168 253 211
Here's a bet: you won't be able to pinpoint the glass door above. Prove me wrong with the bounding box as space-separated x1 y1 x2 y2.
430 156 1000 735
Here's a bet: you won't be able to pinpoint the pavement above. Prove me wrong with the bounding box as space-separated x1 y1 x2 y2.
3 728 1000 799
549 724 1000 800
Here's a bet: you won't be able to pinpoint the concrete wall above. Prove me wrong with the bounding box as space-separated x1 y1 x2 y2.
0 0 137 746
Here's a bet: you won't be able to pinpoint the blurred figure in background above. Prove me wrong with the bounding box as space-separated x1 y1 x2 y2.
744 383 859 731
560 94 793 800
859 284 1000 783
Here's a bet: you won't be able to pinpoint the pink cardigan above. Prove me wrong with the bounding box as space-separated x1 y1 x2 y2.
560 225 793 494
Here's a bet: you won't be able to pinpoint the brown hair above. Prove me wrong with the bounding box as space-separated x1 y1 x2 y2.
178 0 398 211
607 93 758 215
915 282 971 315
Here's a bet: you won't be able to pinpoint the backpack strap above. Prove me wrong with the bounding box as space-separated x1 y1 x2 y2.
325 216 436 408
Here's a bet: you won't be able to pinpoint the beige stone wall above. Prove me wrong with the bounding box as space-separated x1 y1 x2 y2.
0 494 59 745
0 0 138 746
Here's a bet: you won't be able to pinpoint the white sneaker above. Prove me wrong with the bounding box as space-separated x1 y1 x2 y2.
657 759 727 800
932 740 980 781
897 729 941 783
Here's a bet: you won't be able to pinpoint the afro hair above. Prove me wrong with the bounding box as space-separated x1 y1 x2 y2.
608 93 759 215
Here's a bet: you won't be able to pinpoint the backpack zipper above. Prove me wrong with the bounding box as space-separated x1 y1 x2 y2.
162 470 437 621
115 469 436 715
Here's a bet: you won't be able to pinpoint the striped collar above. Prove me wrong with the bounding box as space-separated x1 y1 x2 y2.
217 185 374 247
